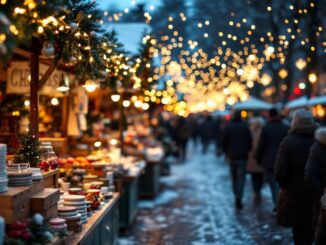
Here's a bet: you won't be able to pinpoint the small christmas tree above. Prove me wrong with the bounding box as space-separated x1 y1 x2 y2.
13 131 41 167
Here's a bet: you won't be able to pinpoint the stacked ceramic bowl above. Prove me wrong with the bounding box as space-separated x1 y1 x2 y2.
0 144 8 193
48 218 67 233
7 163 29 172
57 206 83 232
63 195 87 224
8 171 33 187
30 168 43 182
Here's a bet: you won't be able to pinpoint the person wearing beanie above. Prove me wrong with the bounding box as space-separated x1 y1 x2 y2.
275 109 318 245
305 126 326 245
247 117 265 203
257 108 289 210
222 110 252 209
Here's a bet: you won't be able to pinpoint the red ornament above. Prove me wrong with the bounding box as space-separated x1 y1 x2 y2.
38 162 50 171
294 87 301 95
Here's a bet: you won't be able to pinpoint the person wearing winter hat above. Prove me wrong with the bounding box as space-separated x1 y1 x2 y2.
257 108 289 210
222 110 252 209
275 109 318 245
305 126 326 245
247 117 265 203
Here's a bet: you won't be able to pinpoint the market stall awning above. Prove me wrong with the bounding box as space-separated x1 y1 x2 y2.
233 97 273 110
105 23 152 54
212 110 231 116
285 96 309 109
309 95 326 106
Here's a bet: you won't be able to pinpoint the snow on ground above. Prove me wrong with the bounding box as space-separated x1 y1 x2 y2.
119 143 293 245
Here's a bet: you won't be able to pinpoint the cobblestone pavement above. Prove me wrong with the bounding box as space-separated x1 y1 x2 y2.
119 144 293 245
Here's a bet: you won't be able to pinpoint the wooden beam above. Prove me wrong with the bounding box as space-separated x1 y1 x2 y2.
39 61 58 89
30 54 39 138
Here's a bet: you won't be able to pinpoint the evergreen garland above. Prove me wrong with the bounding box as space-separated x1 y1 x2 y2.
1 0 127 85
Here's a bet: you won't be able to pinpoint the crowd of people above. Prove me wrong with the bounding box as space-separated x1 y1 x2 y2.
158 108 326 245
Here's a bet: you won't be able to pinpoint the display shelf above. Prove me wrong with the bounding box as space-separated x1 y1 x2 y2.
69 193 120 245
117 167 144 230
139 160 162 199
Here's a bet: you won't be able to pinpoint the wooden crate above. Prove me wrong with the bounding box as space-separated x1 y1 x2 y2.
0 187 31 224
30 188 59 219
30 188 60 210
30 180 44 195
0 187 31 209
42 169 59 188
0 203 30 224
30 203 58 219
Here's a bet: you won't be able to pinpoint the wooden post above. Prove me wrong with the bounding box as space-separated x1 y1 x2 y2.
30 54 39 138
119 95 124 155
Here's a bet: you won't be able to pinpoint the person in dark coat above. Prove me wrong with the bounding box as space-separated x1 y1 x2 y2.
316 195 326 245
275 109 318 245
214 117 222 157
247 117 265 203
201 115 216 154
222 111 252 209
175 116 191 162
257 108 289 209
305 127 326 244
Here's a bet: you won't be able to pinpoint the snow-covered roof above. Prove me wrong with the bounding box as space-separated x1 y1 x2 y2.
233 97 273 110
309 95 326 106
105 23 152 55
286 96 309 109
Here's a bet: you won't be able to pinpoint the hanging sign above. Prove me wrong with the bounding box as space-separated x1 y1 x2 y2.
6 61 71 95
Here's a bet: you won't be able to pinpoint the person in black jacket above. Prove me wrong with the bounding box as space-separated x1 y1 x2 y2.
257 108 289 209
222 111 252 209
201 115 216 154
305 127 326 244
175 116 191 162
275 109 318 245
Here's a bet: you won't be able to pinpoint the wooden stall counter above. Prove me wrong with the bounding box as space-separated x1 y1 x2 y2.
117 166 144 230
139 159 162 199
69 193 120 245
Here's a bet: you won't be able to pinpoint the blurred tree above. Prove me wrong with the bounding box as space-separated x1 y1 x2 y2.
121 4 146 22
151 0 188 60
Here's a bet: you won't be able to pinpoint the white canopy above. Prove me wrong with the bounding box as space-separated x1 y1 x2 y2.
285 96 309 109
309 95 326 106
233 97 273 110
212 110 231 117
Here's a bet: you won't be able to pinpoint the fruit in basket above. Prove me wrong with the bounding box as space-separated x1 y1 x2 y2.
67 157 75 164
38 161 50 171
57 158 67 166
91 199 100 210
49 160 58 169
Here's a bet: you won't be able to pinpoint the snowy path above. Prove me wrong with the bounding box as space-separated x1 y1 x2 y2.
119 144 292 245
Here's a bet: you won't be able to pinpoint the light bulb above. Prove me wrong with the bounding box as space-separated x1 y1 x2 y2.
308 73 317 83
83 80 98 92
142 103 150 110
111 94 120 102
51 98 59 106
122 100 130 108
134 100 142 108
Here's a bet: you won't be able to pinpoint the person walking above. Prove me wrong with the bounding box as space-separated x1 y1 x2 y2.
175 116 191 163
257 108 289 210
222 111 252 209
305 127 326 244
275 109 318 245
201 115 215 154
213 117 222 157
247 117 265 203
